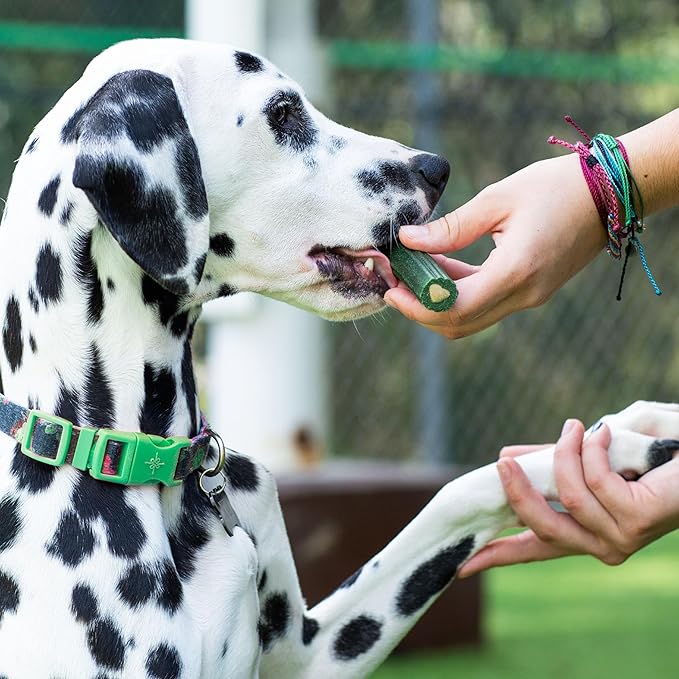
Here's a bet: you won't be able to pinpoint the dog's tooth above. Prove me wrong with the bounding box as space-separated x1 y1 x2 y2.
364 257 374 271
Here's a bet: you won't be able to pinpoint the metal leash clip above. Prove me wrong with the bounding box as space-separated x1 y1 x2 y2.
199 429 240 536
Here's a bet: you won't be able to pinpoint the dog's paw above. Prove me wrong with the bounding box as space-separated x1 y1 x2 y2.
599 400 679 439
604 412 679 480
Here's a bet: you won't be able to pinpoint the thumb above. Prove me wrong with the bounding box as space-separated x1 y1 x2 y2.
399 191 499 253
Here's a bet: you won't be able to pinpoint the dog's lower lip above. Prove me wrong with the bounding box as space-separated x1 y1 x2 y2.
308 246 396 296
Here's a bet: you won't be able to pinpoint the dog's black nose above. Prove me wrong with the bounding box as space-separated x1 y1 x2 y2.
410 153 450 199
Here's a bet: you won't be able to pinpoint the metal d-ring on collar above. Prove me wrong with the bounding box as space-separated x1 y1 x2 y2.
199 429 227 490
198 429 241 537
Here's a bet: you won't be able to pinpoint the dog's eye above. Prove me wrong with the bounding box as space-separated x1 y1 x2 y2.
273 102 290 125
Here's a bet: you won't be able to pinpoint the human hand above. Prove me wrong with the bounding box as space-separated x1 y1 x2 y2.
384 153 606 338
458 419 679 577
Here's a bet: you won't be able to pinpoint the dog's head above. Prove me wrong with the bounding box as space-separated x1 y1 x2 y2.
68 39 449 321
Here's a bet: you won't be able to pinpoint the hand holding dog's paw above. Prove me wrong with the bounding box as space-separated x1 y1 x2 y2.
459 411 679 577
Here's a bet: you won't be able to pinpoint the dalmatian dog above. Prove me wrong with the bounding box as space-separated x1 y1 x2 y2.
0 38 677 679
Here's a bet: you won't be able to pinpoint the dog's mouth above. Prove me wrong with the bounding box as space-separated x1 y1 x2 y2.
308 245 398 298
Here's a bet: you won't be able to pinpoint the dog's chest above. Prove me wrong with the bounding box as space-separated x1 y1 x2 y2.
0 441 263 678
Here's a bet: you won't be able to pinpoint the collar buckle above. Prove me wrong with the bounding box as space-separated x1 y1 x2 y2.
88 430 203 486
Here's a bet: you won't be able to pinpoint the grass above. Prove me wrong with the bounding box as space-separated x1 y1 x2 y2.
372 530 679 678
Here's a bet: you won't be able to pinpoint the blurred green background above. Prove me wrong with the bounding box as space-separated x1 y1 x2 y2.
2 1 679 676
375 530 679 678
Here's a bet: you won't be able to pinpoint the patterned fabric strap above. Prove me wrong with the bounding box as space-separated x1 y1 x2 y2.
0 393 210 486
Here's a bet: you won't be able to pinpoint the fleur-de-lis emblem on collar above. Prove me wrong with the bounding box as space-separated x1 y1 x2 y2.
145 453 165 473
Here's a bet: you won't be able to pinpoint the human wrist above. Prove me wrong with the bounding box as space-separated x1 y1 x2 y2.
548 153 607 247
618 109 679 216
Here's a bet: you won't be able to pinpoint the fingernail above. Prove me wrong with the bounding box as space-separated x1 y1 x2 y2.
497 460 512 483
561 419 576 437
400 224 428 239
383 294 395 308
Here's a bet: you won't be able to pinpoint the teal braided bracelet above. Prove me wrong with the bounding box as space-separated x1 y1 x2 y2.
549 117 661 300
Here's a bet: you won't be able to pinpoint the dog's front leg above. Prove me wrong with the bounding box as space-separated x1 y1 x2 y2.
259 402 679 679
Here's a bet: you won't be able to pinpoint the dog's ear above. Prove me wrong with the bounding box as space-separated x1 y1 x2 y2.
71 69 209 296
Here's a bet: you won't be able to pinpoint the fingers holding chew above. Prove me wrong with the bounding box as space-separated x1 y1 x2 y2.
385 244 458 312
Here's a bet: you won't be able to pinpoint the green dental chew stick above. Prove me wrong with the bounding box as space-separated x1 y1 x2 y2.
387 245 458 312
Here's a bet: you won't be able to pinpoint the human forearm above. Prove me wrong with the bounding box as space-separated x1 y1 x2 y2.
619 108 679 216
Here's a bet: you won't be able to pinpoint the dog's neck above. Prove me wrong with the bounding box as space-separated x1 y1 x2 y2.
1 215 203 440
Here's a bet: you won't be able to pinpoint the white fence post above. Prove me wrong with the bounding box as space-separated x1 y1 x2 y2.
186 0 328 472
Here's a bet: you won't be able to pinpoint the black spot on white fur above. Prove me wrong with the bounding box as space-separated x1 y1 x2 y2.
333 614 382 661
356 161 415 197
237 114 244 127
139 363 176 437
83 344 115 428
142 274 180 326
0 570 20 622
29 334 36 353
25 137 38 154
35 243 63 306
146 642 182 679
87 617 126 670
174 130 209 221
302 616 319 645
224 453 259 492
116 559 183 614
38 175 60 217
170 311 189 338
168 476 212 580
258 592 290 651
2 296 22 373
328 135 347 153
116 563 156 608
27 287 39 313
10 442 57 493
60 200 74 226
372 199 423 248
0 496 22 552
395 535 475 616
193 254 207 284
55 379 81 425
235 51 264 73
71 475 147 560
181 341 198 437
46 511 96 567
157 560 184 614
74 232 104 323
71 583 100 624
209 233 235 257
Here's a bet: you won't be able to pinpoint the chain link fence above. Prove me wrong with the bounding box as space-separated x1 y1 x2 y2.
2 1 679 468
321 0 679 465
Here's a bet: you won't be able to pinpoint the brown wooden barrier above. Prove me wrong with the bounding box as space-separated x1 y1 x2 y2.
277 463 483 653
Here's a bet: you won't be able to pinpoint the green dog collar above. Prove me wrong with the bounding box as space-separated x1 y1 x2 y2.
0 395 210 487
